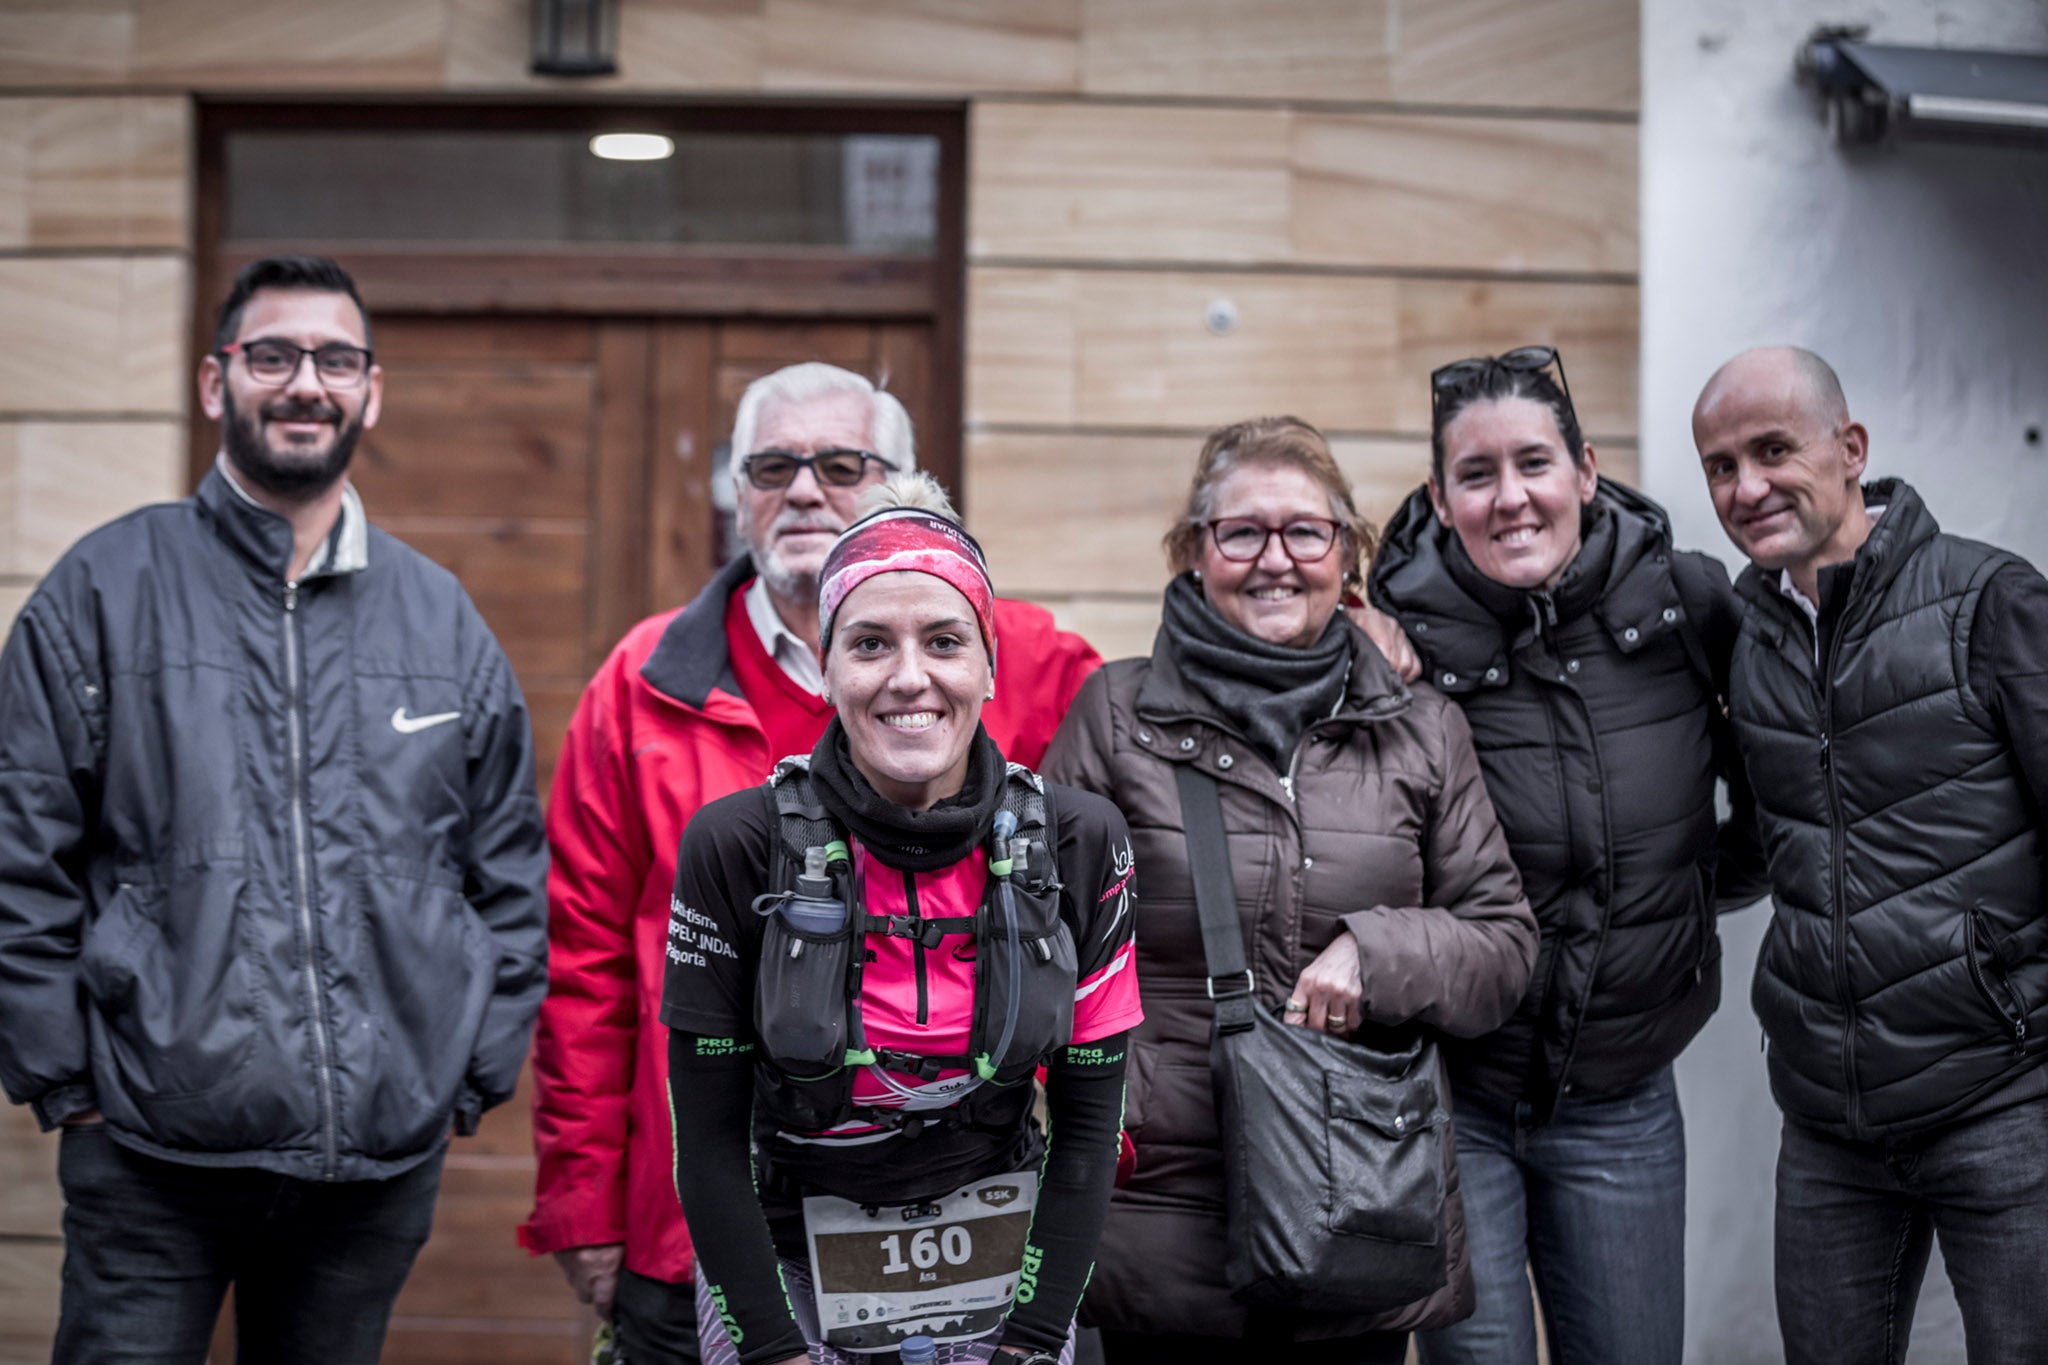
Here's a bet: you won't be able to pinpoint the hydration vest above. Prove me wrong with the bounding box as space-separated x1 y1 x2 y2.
748 757 1079 1135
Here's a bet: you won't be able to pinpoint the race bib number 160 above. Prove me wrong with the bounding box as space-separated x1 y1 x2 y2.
803 1171 1040 1353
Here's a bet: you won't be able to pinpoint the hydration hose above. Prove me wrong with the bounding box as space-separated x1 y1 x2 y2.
981 809 1026 1082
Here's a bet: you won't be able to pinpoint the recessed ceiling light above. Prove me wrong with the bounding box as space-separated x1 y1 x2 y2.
590 132 675 161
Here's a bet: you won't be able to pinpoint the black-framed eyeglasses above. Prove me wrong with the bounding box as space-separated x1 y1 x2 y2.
1202 516 1344 564
220 338 373 388
1429 345 1571 420
741 448 896 490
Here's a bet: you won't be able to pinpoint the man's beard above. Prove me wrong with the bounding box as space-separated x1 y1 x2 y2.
756 555 820 606
740 508 846 608
221 386 364 500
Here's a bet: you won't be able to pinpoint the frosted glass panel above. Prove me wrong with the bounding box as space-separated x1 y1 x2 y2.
225 130 938 253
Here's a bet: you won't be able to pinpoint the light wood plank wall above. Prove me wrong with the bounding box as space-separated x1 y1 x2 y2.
0 0 1641 655
0 0 1638 1353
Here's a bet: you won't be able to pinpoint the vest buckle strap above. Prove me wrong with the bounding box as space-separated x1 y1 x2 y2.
871 1049 963 1082
865 913 974 948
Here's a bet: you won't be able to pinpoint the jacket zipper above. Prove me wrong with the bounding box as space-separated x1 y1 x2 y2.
1815 622 1862 1133
1280 736 1307 807
904 869 928 1024
1527 599 1611 1112
284 581 340 1178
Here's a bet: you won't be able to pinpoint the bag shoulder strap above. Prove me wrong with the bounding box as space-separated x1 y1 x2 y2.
1173 764 1251 995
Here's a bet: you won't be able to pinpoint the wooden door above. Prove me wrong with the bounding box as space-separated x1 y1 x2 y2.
351 313 935 1363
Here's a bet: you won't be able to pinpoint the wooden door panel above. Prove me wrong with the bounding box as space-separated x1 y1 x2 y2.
648 324 718 616
382 522 591 679
359 373 599 520
718 320 877 366
372 318 596 366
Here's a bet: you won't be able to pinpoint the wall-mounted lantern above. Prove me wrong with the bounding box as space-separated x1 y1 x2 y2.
532 0 617 78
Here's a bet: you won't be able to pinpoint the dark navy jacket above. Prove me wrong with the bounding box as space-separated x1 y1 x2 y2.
0 466 548 1180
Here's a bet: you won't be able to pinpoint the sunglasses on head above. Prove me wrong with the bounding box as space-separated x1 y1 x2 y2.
741 448 895 491
1429 345 1573 419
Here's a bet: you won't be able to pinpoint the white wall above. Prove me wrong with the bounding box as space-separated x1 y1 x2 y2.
1642 1 2048 1361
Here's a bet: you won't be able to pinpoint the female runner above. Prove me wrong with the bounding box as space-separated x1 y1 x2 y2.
662 474 1142 1365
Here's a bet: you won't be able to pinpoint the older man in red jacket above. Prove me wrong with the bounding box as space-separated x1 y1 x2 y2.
518 363 1100 1361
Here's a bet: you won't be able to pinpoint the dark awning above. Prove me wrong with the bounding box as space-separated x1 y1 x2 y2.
1797 30 2048 145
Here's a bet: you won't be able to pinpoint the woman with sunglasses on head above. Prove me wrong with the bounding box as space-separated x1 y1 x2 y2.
1367 349 1769 1365
661 472 1143 1365
1042 416 1537 1363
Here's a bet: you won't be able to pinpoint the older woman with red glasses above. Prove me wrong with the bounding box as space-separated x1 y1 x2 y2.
1368 348 1768 1365
1044 415 1536 1364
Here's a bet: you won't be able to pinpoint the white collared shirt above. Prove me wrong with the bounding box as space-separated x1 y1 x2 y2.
1777 504 1886 664
214 454 367 579
743 575 826 696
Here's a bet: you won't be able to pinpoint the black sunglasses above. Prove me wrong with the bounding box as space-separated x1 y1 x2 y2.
741 448 896 491
1429 345 1572 419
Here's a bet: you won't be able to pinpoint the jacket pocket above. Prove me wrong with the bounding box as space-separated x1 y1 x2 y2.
361 876 496 1154
80 873 258 1103
1122 1037 1158 1138
755 911 854 1075
1694 863 1720 978
1964 906 2029 1053
973 877 1077 1083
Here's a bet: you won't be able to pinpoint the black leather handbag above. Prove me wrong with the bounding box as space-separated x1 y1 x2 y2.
1175 764 1452 1314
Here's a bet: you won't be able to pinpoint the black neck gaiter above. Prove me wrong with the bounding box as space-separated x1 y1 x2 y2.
807 717 1007 872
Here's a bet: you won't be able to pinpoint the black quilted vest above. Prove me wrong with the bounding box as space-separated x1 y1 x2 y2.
1731 479 2048 1139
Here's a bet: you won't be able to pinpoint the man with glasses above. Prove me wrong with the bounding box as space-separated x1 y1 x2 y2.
520 362 1103 1360
1693 346 2048 1364
0 255 548 1361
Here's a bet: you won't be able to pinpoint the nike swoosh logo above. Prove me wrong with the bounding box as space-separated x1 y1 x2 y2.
391 707 461 734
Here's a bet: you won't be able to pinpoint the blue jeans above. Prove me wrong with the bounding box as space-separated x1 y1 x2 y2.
1417 1068 1686 1365
1775 1091 2048 1365
52 1123 443 1364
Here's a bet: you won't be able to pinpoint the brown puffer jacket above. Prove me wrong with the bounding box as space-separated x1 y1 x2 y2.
1041 622 1536 1341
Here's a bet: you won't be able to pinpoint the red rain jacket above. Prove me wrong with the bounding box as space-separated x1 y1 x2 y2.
518 555 1100 1282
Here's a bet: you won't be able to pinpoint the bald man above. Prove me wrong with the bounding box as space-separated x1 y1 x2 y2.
1693 346 2048 1364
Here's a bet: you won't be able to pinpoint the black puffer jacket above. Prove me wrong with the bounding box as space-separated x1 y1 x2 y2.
1731 479 2048 1139
0 468 548 1180
1370 479 1767 1117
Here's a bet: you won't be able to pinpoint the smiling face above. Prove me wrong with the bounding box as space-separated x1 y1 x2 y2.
824 571 993 811
737 388 889 607
1197 462 1349 649
1430 395 1598 591
1693 351 1869 579
199 287 382 500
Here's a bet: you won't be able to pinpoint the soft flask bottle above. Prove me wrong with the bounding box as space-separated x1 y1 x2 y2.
780 844 848 941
